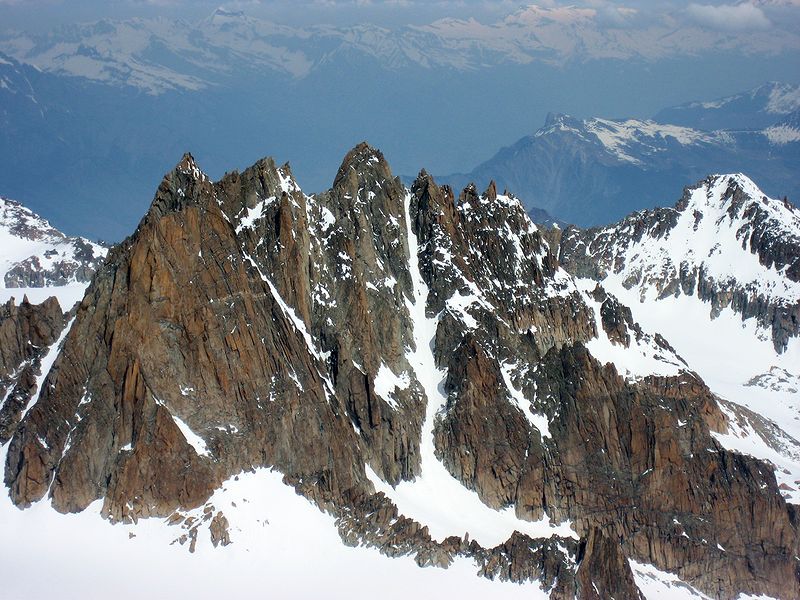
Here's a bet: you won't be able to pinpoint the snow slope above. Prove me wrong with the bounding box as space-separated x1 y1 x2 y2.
594 174 800 306
0 196 106 307
0 447 546 600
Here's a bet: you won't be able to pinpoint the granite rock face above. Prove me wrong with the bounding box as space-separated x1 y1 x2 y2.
3 147 799 598
0 295 67 444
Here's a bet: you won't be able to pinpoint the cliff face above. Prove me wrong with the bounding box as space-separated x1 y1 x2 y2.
2 146 798 599
0 295 67 444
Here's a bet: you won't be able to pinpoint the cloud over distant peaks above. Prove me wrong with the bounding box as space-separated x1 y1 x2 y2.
686 2 772 31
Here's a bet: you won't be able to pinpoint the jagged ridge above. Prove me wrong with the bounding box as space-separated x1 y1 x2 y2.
0 196 107 290
1 146 798 599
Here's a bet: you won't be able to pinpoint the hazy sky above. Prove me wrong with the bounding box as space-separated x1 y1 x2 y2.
1 0 799 32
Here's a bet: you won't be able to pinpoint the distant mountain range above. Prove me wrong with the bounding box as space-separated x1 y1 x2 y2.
655 81 800 130
437 83 800 227
1 7 797 94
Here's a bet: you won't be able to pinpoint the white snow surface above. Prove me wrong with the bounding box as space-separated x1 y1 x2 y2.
585 118 722 164
234 196 276 233
171 415 212 458
764 124 800 144
600 174 800 305
372 362 410 410
0 459 546 600
578 280 687 381
766 82 800 114
0 283 88 308
630 560 712 599
364 191 577 549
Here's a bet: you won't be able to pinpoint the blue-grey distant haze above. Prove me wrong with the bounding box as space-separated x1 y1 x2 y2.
0 0 798 239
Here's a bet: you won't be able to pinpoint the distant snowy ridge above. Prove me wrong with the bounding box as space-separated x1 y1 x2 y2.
539 113 795 167
689 82 800 115
437 93 800 229
536 115 733 165
1 7 798 93
559 173 800 352
655 82 800 131
0 196 107 307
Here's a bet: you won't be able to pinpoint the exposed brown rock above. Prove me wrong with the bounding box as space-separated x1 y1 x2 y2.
434 336 531 509
0 295 66 444
3 146 798 599
575 528 643 600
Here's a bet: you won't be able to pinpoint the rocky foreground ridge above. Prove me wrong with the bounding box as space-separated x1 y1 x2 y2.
1 145 799 599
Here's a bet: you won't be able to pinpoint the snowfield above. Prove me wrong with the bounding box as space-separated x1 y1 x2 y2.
0 455 547 600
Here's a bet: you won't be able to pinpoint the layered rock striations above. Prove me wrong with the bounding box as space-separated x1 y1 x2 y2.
0 295 67 444
2 146 799 598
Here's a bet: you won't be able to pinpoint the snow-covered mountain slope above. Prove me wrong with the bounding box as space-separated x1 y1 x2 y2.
656 81 800 130
0 196 107 307
0 459 711 600
437 108 800 227
559 174 800 352
2 148 798 599
546 114 734 166
765 109 800 145
558 173 800 503
0 459 548 600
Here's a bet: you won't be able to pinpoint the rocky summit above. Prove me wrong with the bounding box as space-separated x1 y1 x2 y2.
2 144 800 599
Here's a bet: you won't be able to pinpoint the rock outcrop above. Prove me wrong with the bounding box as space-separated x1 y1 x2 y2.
0 295 67 444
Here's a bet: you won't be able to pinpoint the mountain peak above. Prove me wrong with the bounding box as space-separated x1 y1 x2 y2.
483 180 497 202
544 112 569 127
209 7 246 20
560 171 800 352
175 152 206 179
145 152 214 223
332 142 393 190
